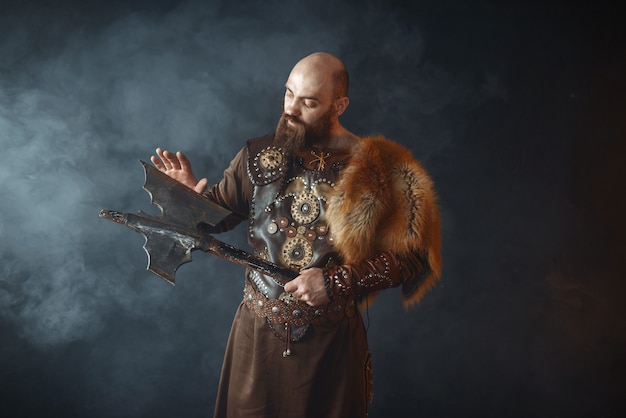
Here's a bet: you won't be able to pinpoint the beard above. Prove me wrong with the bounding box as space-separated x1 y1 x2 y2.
274 108 333 156
274 113 306 156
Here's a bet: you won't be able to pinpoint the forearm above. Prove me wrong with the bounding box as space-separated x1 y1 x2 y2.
202 184 247 233
324 251 426 300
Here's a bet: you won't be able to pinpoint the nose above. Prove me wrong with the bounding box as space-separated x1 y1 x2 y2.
284 96 301 117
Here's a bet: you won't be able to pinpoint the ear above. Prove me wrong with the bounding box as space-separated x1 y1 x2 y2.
334 97 350 116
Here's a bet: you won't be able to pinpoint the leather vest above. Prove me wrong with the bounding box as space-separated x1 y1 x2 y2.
245 135 346 300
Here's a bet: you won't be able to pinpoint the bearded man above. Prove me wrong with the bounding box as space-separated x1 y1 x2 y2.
151 52 441 418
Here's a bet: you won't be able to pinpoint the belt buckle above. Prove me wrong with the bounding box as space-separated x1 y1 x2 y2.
278 292 300 304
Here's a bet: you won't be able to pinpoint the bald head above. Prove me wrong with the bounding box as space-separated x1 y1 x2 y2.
291 52 349 99
278 52 352 151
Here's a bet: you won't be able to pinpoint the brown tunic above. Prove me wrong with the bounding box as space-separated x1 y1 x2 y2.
210 135 372 418
214 303 370 418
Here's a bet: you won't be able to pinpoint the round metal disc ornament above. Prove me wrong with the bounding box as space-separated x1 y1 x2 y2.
281 237 314 269
291 193 320 224
258 148 283 170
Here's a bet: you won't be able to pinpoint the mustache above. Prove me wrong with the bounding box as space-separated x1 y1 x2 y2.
284 113 303 125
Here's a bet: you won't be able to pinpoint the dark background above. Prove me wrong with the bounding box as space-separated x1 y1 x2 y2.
1 0 624 416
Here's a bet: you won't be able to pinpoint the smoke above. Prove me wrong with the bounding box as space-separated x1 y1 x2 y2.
4 0 623 416
0 1 527 416
0 0 492 349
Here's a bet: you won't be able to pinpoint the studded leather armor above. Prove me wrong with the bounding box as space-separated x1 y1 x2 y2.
246 135 346 301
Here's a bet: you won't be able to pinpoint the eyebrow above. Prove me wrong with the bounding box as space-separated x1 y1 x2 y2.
285 86 320 102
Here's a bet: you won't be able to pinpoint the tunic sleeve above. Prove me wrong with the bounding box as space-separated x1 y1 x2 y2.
204 146 252 232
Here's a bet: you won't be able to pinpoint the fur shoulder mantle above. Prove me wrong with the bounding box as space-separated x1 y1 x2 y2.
325 135 442 307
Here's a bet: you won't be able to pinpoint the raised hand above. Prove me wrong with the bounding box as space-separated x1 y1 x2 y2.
150 148 209 194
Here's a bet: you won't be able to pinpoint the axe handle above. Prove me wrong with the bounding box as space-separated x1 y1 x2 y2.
202 236 299 283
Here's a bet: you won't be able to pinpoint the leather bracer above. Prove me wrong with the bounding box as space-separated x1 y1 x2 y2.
325 251 426 300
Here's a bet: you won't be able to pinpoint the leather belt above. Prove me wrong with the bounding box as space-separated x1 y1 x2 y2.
243 283 356 328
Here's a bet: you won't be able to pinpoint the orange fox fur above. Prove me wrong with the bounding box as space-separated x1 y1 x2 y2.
325 135 442 308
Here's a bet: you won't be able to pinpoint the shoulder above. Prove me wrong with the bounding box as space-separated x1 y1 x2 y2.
246 133 276 151
345 135 433 188
351 135 416 164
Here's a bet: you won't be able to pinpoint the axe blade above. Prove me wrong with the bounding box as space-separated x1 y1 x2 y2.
141 161 231 228
142 228 192 284
100 209 200 284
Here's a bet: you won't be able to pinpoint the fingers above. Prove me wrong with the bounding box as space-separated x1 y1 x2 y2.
177 151 193 172
284 279 297 294
150 155 164 171
164 150 181 170
193 178 209 194
153 148 182 171
154 148 169 170
282 274 326 307
152 148 170 171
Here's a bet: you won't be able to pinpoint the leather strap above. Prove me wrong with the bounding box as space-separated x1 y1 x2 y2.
242 283 356 329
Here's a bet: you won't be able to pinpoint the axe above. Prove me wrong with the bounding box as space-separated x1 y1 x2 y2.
100 161 298 284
